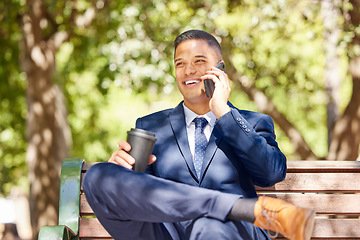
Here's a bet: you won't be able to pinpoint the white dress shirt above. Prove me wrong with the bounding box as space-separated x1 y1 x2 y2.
183 103 217 160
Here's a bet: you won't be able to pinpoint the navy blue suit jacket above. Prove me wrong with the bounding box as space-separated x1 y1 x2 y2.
136 101 286 198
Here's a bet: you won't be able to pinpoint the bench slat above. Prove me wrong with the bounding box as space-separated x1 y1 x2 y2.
313 218 360 238
78 217 360 239
258 194 360 214
80 194 94 216
79 218 112 239
286 161 360 173
257 173 360 192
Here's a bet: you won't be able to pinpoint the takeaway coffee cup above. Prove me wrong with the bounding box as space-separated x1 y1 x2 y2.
126 128 157 173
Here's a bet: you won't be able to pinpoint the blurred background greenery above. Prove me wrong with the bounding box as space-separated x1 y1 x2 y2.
1 0 360 238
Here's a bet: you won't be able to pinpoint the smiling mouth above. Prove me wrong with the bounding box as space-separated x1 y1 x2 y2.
184 79 202 85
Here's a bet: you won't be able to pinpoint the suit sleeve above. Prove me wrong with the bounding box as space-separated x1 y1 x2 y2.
215 108 287 187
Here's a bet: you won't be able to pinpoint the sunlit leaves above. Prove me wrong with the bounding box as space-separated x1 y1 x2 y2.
217 0 330 157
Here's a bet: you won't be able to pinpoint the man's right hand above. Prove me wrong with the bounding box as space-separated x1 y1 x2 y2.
108 140 156 169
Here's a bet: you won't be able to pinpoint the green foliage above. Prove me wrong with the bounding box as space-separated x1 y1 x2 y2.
0 0 28 196
217 0 329 157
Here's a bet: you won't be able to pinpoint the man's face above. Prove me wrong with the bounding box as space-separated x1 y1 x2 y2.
174 39 221 106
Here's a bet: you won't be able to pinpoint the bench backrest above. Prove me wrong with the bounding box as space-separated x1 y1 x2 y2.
72 160 360 239
256 161 360 239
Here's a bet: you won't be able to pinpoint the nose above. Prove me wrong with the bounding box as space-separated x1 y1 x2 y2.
185 63 196 76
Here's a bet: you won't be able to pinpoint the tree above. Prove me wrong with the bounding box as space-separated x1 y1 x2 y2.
327 0 360 160
19 0 112 237
321 0 341 148
218 0 360 160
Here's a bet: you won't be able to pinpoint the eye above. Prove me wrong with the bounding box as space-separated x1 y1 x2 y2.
175 62 184 67
195 59 206 64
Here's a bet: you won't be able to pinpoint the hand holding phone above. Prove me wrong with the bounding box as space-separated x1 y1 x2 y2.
204 62 226 98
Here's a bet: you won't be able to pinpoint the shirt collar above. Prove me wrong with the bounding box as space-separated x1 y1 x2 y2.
183 103 217 127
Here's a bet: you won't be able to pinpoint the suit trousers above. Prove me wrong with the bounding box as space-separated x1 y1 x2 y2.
83 162 270 240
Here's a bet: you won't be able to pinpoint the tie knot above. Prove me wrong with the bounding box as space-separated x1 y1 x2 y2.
193 118 208 130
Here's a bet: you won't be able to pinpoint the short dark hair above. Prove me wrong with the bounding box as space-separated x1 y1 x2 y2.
174 29 222 56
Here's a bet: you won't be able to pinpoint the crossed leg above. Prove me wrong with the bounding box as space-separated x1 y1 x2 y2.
82 162 269 240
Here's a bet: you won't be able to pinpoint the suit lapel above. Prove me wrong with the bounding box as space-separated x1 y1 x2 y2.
201 102 232 178
169 103 197 178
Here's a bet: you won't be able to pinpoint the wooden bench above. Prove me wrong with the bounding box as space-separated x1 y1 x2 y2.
38 158 360 239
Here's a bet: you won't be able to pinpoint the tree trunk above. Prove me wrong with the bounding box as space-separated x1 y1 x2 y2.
328 57 360 160
321 0 341 148
20 0 107 236
21 1 71 238
327 0 360 161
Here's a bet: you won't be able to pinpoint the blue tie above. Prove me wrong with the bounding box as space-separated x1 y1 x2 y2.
193 118 208 179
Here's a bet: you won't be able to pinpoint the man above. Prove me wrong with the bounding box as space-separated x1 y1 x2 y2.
83 30 315 240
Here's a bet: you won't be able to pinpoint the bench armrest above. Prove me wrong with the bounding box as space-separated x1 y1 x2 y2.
58 158 84 234
38 225 76 240
38 158 84 240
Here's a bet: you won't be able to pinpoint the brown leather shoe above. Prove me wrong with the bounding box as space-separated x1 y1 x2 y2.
253 196 315 240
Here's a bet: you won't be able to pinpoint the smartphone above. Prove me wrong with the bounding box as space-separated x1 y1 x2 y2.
204 62 226 98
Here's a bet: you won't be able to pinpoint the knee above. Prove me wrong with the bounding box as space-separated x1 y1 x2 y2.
83 162 126 199
190 217 238 240
83 163 104 194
